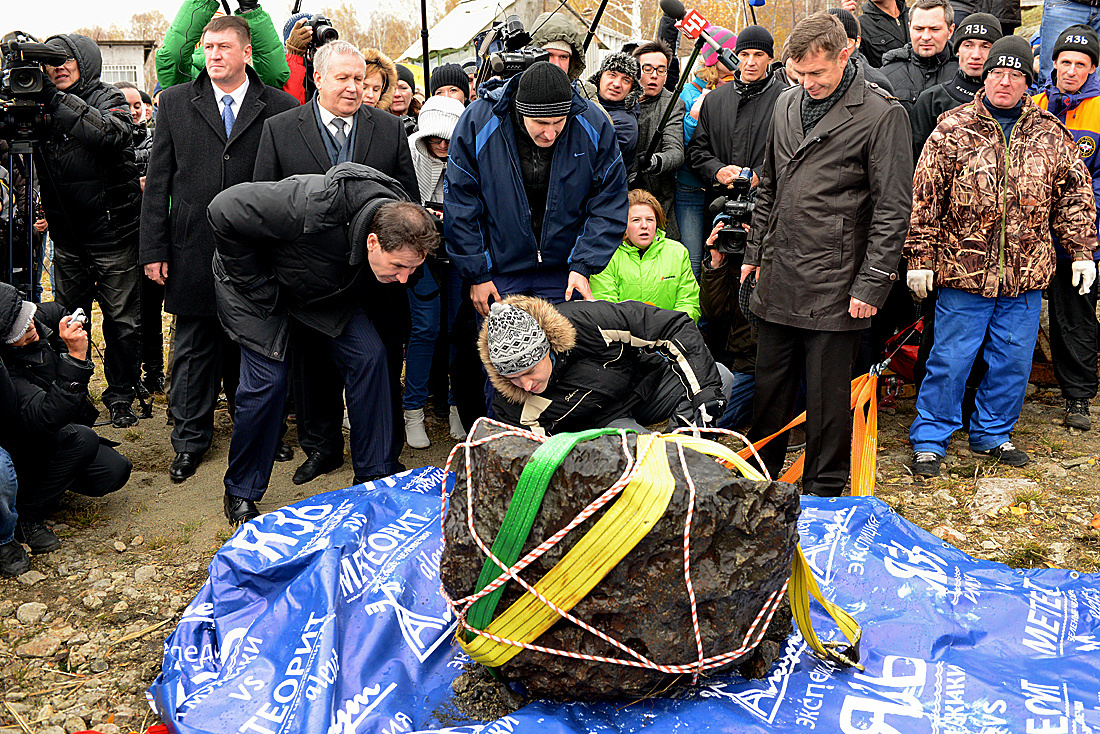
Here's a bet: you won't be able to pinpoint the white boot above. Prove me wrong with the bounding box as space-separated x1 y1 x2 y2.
449 405 466 440
404 408 430 449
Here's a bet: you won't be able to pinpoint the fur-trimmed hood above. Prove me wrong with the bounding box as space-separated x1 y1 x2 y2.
363 46 398 112
477 295 576 403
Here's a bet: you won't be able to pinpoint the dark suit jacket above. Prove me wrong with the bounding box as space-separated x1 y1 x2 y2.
139 66 299 317
253 101 418 201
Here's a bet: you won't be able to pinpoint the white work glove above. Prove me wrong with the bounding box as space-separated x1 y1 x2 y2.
906 269 934 299
1071 260 1097 295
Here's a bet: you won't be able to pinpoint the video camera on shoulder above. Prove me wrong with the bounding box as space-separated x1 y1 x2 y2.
709 169 755 256
0 31 67 142
478 15 549 81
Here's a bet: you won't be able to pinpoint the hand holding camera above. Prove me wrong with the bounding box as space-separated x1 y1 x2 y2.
60 308 88 360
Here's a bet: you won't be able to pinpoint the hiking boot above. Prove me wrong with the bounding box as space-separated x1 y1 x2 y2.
1065 398 1092 430
972 441 1030 467
911 452 942 477
449 405 466 440
786 427 806 453
15 521 61 554
404 408 430 449
0 539 31 577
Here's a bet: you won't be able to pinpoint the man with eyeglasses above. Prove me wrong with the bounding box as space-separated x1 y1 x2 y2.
905 35 1099 477
630 40 685 238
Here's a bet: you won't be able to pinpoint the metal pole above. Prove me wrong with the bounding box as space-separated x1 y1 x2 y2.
641 35 705 164
581 0 612 54
421 0 431 83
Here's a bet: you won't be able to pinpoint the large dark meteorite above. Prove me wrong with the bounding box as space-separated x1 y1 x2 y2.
440 429 799 700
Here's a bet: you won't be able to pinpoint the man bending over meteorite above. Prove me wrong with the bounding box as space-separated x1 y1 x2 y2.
479 296 730 434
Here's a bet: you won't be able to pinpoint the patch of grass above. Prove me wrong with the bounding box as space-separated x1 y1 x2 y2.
1003 541 1052 568
177 518 203 544
124 429 141 441
1037 434 1068 455
214 529 232 544
145 536 169 551
1016 486 1045 504
62 506 103 529
129 502 148 515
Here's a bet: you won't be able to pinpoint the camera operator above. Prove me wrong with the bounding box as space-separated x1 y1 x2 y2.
0 283 131 554
33 33 143 429
686 27 785 210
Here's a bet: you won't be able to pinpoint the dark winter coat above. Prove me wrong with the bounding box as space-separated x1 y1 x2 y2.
856 51 895 95
880 44 959 117
630 88 684 220
444 74 628 284
133 125 154 177
139 66 299 317
479 295 724 434
253 100 418 201
34 34 141 249
746 63 913 331
859 0 910 68
687 69 787 204
699 258 755 374
0 302 97 447
209 163 411 361
910 71 982 159
600 98 639 172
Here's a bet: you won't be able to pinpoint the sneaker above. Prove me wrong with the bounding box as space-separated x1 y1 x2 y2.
109 402 138 428
0 539 31 577
15 521 61 554
972 441 1030 467
912 452 942 477
449 405 466 440
404 408 430 449
1065 398 1092 431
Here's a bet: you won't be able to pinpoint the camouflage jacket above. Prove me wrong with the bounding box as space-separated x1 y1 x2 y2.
905 91 1098 297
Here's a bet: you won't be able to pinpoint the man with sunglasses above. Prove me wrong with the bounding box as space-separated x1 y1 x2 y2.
630 40 685 238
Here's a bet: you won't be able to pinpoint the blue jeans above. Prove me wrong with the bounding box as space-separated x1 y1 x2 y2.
718 370 755 429
0 447 17 545
1039 0 1100 90
674 183 707 278
404 266 441 410
910 288 1042 456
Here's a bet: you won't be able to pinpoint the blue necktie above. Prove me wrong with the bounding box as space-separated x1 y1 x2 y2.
221 94 235 137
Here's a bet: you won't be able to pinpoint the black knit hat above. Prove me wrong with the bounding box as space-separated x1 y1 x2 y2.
953 13 1002 54
396 63 416 89
827 9 860 42
1052 24 1100 66
515 61 573 117
734 25 774 57
983 35 1035 86
429 63 470 101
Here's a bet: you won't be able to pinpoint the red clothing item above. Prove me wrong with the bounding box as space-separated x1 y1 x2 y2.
284 53 307 105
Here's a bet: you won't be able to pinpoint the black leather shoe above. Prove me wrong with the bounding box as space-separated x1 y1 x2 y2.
110 402 139 428
354 474 385 484
0 539 31 576
274 442 294 462
15 521 61 554
293 453 343 485
169 452 202 482
224 493 260 526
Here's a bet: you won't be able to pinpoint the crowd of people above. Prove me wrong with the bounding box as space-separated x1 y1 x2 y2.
1 0 1098 578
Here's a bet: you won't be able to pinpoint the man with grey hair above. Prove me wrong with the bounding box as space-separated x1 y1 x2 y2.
740 12 912 496
253 38 418 487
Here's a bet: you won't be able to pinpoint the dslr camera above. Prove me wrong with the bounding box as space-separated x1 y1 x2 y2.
481 15 549 80
305 14 338 53
709 169 755 256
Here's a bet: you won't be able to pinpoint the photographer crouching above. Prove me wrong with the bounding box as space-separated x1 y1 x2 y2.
32 34 144 428
0 283 131 554
700 171 758 430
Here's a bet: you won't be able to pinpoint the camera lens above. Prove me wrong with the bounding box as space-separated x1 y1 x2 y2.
11 66 43 94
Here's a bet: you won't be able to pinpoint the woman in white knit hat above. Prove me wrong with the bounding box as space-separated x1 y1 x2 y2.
403 95 467 448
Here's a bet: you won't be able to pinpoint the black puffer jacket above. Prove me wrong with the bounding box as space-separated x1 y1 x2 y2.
132 125 153 177
880 44 959 117
34 34 141 248
910 70 982 159
209 163 413 361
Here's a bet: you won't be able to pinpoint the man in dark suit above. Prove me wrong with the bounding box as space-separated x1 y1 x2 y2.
253 40 418 486
140 15 298 483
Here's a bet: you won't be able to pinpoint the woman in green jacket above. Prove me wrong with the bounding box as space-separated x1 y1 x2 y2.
590 189 700 321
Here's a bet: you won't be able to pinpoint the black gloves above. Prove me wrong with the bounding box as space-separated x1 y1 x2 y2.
639 153 664 175
693 398 727 428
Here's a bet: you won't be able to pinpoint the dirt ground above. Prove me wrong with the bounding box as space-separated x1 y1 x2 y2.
4 329 1100 732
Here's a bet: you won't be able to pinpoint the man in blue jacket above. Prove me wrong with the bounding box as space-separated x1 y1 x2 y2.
444 61 628 317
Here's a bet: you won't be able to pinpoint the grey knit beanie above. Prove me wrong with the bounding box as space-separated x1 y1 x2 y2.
588 52 642 108
487 301 550 377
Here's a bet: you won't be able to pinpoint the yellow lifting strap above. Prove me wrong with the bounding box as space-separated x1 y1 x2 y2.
459 432 864 671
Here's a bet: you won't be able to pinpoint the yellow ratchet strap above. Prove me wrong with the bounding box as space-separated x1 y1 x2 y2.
789 543 863 669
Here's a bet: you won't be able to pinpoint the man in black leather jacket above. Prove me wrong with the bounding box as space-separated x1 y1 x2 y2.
35 33 143 429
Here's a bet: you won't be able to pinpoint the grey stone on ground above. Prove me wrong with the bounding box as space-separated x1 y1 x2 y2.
971 477 1036 519
441 429 799 700
18 569 47 585
16 602 47 624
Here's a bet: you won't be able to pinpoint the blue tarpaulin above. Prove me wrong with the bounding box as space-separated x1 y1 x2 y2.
149 466 1100 733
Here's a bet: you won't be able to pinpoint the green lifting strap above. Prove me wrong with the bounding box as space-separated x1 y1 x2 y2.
464 428 631 638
